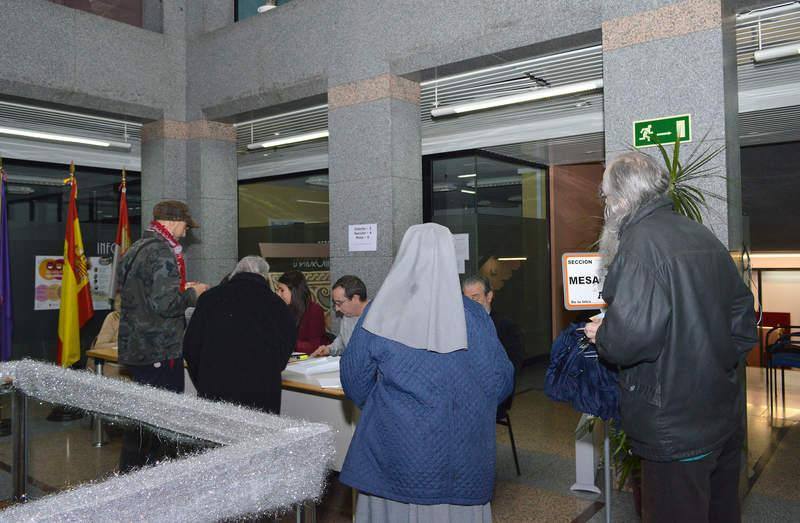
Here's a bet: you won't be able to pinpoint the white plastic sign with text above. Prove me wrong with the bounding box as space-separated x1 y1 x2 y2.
561 252 606 310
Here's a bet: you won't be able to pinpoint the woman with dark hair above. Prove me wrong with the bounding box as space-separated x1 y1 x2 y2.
276 270 327 354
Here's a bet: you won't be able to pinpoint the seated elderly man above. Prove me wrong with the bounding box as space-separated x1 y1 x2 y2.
183 256 296 414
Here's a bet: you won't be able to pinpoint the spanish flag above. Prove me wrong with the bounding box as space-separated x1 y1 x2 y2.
57 162 94 368
115 168 132 255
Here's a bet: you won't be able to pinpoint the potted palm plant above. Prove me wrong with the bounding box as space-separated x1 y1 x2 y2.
654 131 726 224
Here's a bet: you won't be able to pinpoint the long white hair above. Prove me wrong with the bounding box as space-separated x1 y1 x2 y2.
599 152 670 267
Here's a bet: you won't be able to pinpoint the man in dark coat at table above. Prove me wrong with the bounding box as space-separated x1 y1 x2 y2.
183 256 296 414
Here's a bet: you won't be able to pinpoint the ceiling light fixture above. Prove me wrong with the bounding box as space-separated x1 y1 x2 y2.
753 43 800 63
257 1 277 13
6 186 35 195
0 126 132 150
247 129 329 150
460 189 476 194
457 173 477 178
497 257 527 261
737 2 799 21
430 78 604 118
7 174 77 187
749 252 800 258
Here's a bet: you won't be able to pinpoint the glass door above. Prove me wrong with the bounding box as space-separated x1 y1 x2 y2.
425 151 551 361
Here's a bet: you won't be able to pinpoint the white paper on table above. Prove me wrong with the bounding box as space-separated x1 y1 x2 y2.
287 356 341 376
317 377 342 389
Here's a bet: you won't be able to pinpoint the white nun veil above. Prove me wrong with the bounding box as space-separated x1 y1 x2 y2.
362 223 468 353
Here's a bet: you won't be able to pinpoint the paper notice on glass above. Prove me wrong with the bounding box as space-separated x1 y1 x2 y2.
348 224 377 252
456 258 466 274
453 233 469 261
88 256 113 311
317 376 342 389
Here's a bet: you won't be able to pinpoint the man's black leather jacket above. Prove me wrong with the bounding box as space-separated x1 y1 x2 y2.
597 197 757 461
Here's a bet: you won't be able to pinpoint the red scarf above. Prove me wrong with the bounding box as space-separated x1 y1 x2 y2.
148 220 187 292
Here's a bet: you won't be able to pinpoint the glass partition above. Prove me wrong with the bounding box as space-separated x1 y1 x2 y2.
425 151 551 361
0 393 216 502
238 171 330 313
4 159 141 363
0 360 333 518
238 170 329 271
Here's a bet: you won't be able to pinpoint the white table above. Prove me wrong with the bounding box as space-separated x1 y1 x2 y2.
280 364 358 472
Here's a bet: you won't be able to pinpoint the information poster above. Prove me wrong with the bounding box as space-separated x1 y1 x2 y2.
34 255 113 311
561 252 606 310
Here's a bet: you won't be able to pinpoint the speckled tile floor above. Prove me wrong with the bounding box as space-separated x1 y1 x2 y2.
0 365 797 522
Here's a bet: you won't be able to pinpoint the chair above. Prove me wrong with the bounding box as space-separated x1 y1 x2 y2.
759 312 791 368
765 326 800 417
497 399 521 476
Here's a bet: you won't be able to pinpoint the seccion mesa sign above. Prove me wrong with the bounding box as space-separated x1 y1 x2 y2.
561 253 606 310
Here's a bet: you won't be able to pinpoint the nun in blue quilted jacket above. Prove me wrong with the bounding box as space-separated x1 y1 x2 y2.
340 222 514 523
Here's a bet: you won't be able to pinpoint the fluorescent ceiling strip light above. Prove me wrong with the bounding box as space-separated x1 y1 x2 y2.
457 173 477 178
750 252 800 258
247 129 329 150
430 79 603 117
419 45 602 87
497 257 527 261
753 43 800 62
737 2 799 20
460 189 476 194
6 174 67 187
235 104 329 127
0 126 131 150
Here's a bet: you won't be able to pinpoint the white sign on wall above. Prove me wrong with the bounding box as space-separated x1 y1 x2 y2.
348 224 377 252
562 252 606 310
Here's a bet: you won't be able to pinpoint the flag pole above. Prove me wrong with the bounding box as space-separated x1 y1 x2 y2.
51 160 92 421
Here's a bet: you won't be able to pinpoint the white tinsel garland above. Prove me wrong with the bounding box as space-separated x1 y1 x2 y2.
0 360 335 522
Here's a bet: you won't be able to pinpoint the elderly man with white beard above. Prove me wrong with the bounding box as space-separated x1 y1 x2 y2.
583 152 756 523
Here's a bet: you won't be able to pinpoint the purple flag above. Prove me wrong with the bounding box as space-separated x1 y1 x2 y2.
0 167 11 361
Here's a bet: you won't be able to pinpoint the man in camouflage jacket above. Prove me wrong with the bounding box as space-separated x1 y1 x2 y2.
117 201 208 471
117 200 208 391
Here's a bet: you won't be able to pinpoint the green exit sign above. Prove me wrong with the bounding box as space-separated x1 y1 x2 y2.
633 114 691 148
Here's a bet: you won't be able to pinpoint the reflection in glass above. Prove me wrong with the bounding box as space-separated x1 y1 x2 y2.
238 171 329 273
427 152 551 360
4 159 141 363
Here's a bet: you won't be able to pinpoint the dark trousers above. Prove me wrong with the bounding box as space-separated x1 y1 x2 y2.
641 430 743 523
119 359 184 472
